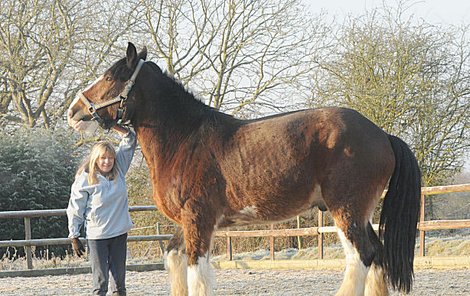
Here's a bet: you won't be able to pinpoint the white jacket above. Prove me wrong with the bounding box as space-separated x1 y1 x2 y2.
67 131 137 240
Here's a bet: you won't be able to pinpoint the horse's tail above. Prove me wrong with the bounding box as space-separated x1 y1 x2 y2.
379 134 421 293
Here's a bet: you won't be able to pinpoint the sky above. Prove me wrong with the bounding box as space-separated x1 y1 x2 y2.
303 0 470 26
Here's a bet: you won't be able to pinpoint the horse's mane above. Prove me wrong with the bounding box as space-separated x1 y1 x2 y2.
147 61 204 102
107 57 234 126
144 61 238 127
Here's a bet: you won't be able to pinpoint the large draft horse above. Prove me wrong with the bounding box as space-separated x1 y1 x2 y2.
67 43 421 296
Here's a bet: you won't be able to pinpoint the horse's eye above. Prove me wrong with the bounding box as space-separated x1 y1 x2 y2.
105 76 113 82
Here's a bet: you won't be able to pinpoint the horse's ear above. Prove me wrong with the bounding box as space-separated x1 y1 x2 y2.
126 42 138 69
138 46 147 61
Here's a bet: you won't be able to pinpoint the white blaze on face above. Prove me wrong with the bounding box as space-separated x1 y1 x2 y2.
84 75 105 91
67 94 82 115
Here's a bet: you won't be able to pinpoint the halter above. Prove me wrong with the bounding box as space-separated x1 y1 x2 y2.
78 59 145 128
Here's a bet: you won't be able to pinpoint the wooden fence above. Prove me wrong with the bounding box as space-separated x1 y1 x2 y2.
215 183 470 260
0 184 469 269
0 206 171 270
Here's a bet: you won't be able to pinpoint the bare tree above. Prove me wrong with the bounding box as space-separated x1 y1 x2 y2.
0 0 140 129
312 5 470 186
136 0 329 116
0 0 76 127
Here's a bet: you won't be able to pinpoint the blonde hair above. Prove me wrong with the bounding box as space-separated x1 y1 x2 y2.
77 141 118 185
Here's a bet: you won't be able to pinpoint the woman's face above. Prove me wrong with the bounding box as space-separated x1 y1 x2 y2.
96 152 115 174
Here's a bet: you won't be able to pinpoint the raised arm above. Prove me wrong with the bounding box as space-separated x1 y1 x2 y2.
113 125 137 174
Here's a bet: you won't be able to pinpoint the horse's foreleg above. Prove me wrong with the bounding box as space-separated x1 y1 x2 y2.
182 206 216 296
186 251 215 296
165 228 189 296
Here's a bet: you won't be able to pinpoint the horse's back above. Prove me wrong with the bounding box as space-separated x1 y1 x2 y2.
224 107 393 173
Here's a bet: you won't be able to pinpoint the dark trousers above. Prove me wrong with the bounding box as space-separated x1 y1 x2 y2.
88 233 128 296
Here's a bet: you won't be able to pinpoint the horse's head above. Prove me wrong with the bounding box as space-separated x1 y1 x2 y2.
68 42 147 131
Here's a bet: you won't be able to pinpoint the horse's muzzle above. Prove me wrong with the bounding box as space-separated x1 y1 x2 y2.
67 108 98 132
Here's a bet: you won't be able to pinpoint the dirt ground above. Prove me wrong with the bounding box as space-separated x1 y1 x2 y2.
0 268 468 295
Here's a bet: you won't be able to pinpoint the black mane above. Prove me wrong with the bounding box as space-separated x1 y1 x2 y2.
147 61 207 106
143 61 238 129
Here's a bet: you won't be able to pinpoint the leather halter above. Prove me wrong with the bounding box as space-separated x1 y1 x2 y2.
78 59 145 128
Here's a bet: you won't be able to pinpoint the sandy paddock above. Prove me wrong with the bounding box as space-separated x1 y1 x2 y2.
0 268 468 295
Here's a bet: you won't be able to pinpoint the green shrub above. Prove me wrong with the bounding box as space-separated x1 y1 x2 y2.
0 128 78 258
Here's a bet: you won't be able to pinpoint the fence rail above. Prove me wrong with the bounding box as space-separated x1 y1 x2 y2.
0 206 169 269
1 184 469 269
215 183 470 260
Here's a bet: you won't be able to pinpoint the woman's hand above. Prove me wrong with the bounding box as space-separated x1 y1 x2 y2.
71 237 85 257
112 125 130 137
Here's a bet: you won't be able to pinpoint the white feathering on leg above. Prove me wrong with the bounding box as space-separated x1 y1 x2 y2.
365 263 389 296
165 249 189 296
187 254 216 296
335 229 369 296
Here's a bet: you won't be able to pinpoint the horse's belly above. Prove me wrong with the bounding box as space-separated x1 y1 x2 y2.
220 184 326 227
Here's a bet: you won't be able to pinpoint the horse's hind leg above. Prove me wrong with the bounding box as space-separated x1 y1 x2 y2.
364 223 388 296
165 227 189 296
333 218 370 296
330 208 386 296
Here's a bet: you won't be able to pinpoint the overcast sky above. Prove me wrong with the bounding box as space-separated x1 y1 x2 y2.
303 0 470 26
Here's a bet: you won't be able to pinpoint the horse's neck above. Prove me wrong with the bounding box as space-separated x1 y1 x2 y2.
132 89 206 174
134 126 162 170
133 125 172 186
132 76 237 181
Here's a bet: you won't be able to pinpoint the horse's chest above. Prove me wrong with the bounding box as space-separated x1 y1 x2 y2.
154 163 222 214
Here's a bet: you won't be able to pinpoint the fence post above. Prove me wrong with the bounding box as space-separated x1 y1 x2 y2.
226 237 232 261
318 210 324 259
419 193 426 256
155 222 165 256
24 217 33 269
296 215 302 250
270 224 275 260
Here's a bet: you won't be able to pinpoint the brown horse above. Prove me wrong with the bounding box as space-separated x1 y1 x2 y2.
67 42 421 296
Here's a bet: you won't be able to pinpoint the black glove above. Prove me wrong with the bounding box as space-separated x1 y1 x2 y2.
71 237 85 257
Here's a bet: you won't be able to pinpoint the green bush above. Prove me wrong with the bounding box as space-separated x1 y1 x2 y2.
0 128 78 258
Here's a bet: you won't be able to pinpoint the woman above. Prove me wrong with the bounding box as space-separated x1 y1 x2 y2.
67 125 137 296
